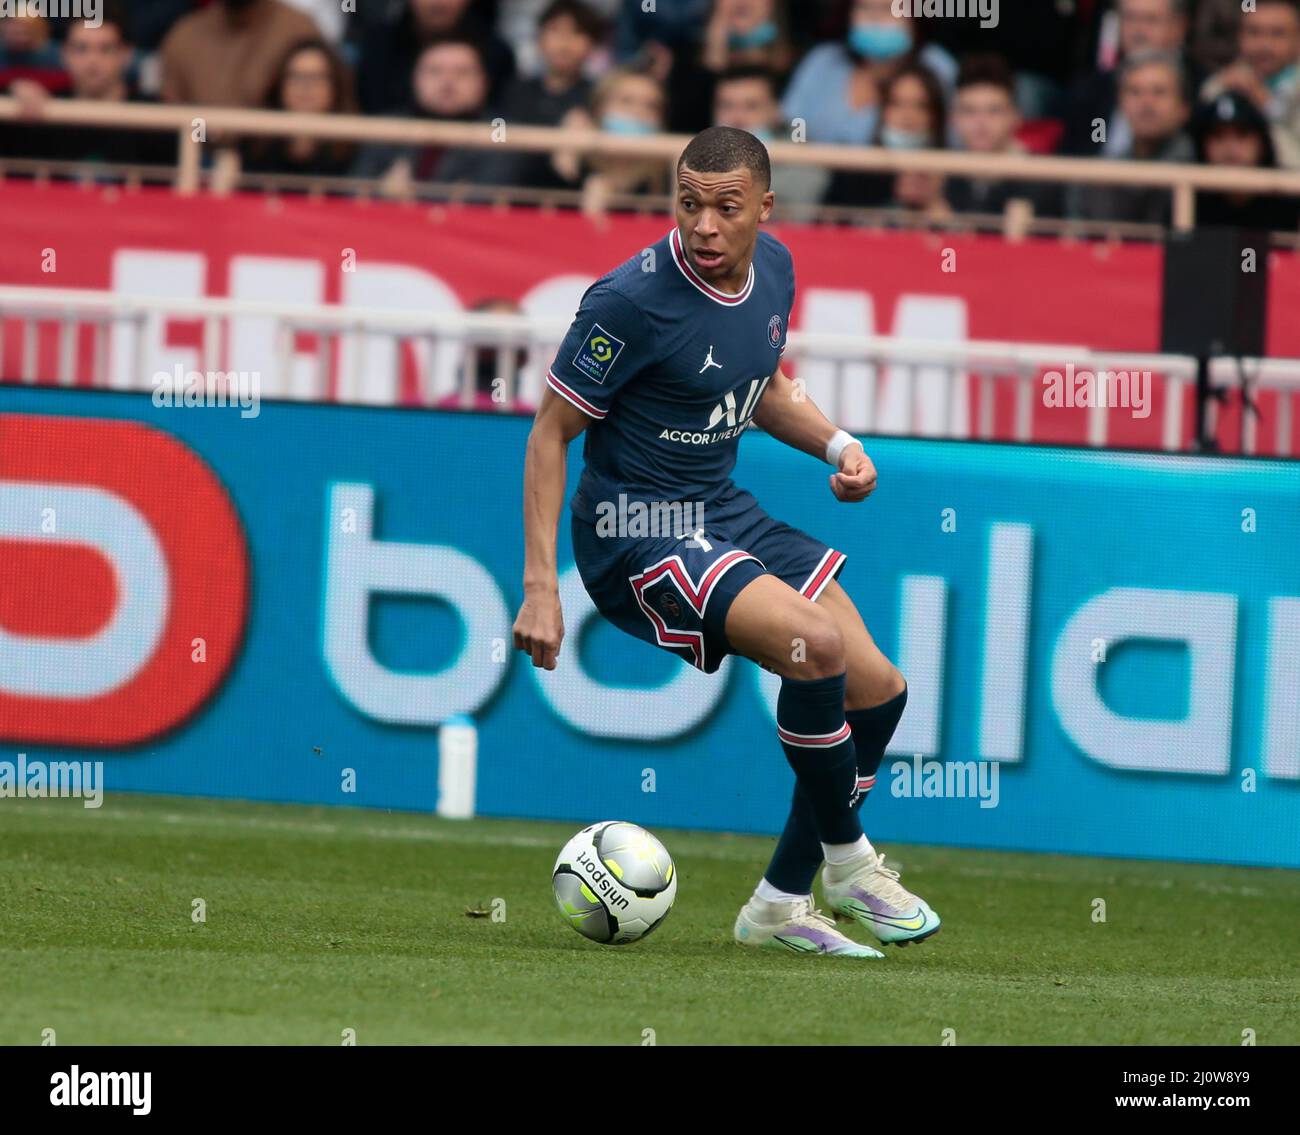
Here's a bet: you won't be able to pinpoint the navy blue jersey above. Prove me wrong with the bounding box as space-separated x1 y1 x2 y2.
547 227 795 523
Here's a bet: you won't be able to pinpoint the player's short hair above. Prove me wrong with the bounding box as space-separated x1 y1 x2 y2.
539 0 606 41
678 126 772 192
590 63 665 122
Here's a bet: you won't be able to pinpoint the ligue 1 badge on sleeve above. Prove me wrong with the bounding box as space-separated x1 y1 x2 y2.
573 323 626 384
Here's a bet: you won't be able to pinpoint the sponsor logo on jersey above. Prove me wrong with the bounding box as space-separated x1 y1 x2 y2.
659 376 770 446
572 323 626 384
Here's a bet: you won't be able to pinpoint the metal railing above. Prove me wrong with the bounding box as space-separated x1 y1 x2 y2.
4 97 1300 232
3 285 1296 454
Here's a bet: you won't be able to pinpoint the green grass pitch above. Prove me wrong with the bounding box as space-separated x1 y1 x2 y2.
2 794 1297 1045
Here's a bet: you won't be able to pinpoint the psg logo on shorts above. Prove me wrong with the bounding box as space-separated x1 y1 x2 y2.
768 315 783 348
658 591 683 625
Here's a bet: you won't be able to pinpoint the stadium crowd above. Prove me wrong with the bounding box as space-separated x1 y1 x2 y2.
1 0 1298 229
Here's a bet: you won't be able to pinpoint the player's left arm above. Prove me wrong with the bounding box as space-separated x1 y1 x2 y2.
752 366 877 502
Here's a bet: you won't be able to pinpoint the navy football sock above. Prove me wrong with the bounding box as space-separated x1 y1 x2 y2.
765 784 822 895
764 684 909 895
845 684 908 809
763 674 860 894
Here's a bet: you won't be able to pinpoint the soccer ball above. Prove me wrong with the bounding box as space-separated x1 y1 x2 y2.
552 821 677 945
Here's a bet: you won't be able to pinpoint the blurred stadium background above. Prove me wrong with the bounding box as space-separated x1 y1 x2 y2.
1 0 1299 1047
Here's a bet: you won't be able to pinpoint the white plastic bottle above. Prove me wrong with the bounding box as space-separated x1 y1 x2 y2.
437 714 477 819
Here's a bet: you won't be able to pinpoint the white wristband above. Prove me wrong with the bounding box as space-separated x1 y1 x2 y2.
825 429 861 468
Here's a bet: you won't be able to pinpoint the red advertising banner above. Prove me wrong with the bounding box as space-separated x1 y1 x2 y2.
0 182 1294 453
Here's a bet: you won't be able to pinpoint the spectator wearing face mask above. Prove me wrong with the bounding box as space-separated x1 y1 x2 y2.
610 0 707 133
1201 0 1300 167
650 0 795 133
701 0 794 77
613 0 794 135
160 0 320 108
1193 89 1300 230
781 0 955 149
880 63 950 218
712 64 829 208
1072 51 1195 224
553 64 668 215
824 61 947 210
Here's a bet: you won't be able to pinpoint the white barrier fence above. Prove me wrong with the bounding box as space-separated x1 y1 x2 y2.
1 285 1297 454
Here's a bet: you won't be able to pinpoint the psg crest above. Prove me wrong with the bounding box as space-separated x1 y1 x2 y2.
657 591 683 625
768 315 783 348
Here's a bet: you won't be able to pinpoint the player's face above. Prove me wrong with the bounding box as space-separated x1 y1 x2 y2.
675 165 774 285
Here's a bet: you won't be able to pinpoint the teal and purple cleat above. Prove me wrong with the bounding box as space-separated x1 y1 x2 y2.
823 849 942 945
734 895 885 957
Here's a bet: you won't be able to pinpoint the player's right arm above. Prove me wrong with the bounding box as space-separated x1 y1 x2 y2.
514 388 591 670
514 283 652 669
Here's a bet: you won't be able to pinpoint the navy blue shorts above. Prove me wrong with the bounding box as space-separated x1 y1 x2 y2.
572 496 845 674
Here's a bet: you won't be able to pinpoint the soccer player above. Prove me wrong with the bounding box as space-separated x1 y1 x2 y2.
513 127 940 957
